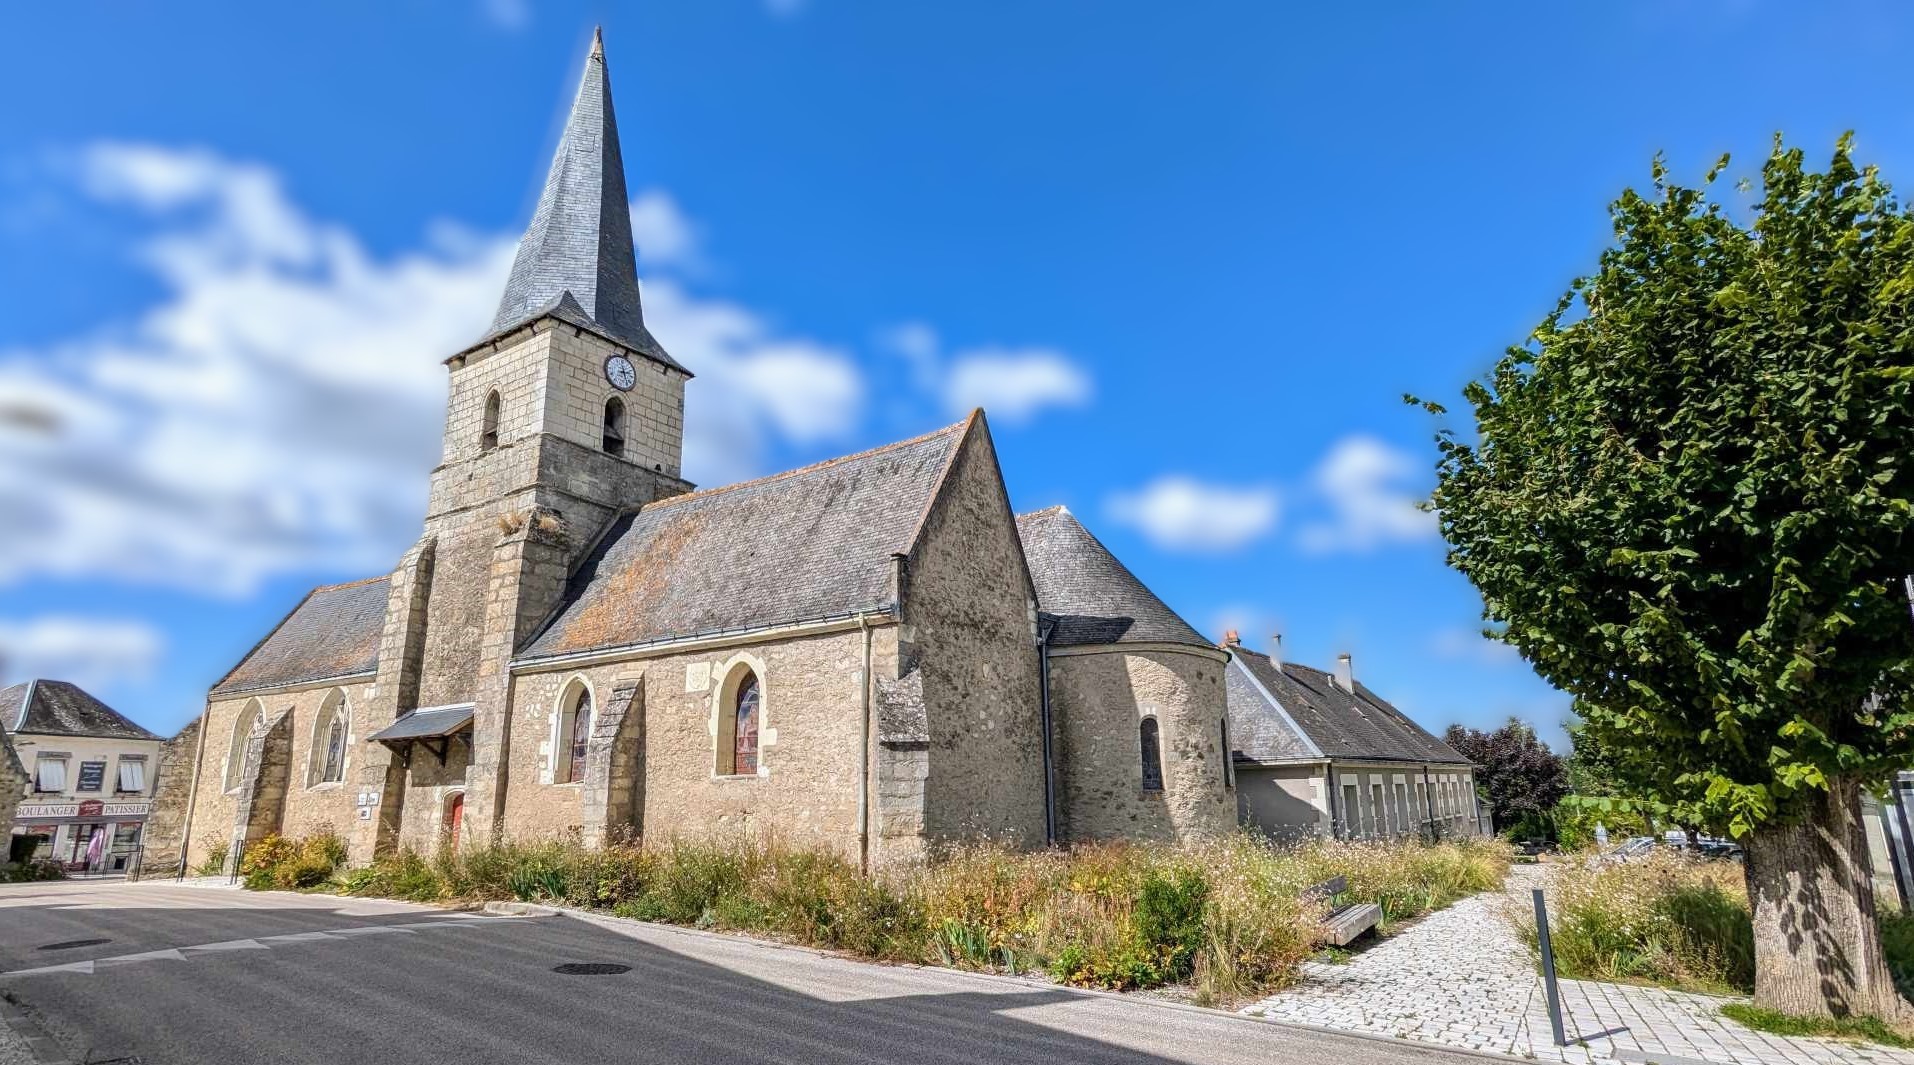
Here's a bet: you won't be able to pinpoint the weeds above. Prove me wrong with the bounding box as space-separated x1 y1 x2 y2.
1719 1003 1914 1049
256 830 1508 1004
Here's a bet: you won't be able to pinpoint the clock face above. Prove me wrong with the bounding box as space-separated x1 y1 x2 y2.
604 355 637 392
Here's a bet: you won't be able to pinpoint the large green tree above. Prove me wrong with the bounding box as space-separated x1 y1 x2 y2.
1424 137 1914 1021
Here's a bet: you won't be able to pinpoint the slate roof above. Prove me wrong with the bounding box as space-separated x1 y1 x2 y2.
2 680 161 741
213 576 389 695
482 29 685 376
1226 646 1471 765
1016 506 1210 649
367 704 475 744
520 418 972 660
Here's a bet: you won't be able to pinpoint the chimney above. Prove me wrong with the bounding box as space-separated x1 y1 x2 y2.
1270 634 1283 666
1221 629 1242 649
1334 652 1353 692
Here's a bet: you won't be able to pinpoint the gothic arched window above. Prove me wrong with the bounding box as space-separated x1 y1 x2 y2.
717 668 761 776
602 396 626 457
556 682 592 784
310 691 349 786
481 390 501 452
226 699 262 792
1139 717 1164 792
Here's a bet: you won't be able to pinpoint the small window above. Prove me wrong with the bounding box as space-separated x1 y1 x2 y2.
557 683 592 784
481 390 501 452
34 757 67 794
602 396 626 456
116 759 146 794
1139 718 1164 791
226 700 262 791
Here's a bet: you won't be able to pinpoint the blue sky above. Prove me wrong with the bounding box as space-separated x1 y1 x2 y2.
2 1 1909 746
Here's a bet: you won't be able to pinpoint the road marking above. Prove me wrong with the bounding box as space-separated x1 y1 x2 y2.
1 914 529 979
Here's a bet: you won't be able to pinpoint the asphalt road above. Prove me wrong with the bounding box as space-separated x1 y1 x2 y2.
0 879 1487 1065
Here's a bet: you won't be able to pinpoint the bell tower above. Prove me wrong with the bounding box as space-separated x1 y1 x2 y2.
351 28 692 859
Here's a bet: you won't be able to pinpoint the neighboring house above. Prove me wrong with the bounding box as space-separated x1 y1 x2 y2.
4 680 165 873
1221 635 1482 841
175 30 1234 874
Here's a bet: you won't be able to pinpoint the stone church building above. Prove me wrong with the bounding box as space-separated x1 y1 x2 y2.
174 30 1242 873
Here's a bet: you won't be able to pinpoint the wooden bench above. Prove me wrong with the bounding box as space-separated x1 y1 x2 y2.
1302 875 1381 946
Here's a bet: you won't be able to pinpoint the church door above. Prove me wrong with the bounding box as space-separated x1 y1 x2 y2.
446 794 464 851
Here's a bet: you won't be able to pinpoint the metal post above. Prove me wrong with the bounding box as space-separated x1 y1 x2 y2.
1532 888 1567 1046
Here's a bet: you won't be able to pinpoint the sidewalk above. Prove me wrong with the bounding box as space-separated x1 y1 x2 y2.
1241 864 1914 1065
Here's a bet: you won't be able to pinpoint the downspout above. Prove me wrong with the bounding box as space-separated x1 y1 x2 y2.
1037 619 1057 847
175 701 213 879
1422 764 1437 840
857 615 873 875
1327 764 1342 840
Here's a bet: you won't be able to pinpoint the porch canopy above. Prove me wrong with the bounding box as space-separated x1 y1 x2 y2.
366 703 474 764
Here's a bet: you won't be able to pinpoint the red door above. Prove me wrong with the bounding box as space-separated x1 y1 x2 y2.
447 794 464 851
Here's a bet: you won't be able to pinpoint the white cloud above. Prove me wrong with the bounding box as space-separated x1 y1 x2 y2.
1106 476 1279 553
0 617 163 692
480 0 530 30
0 143 864 594
1430 625 1523 667
880 324 1092 425
943 347 1092 424
1295 435 1436 554
629 189 700 271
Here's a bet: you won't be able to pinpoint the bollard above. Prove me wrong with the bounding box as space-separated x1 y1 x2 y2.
1532 888 1567 1046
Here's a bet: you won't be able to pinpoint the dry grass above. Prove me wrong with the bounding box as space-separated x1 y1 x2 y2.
251 831 1509 1005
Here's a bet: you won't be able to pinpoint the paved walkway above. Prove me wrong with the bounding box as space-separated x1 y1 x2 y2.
1242 864 1914 1065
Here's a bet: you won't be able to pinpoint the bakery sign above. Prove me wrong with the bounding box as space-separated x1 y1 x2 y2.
13 800 152 822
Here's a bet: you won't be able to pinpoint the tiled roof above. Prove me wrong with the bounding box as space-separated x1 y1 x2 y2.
1226 646 1471 765
484 29 684 376
1016 506 1209 649
213 577 389 695
2 680 161 741
520 418 972 660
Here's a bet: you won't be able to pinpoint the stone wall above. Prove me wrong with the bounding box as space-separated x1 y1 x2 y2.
135 716 202 877
0 725 25 856
181 679 376 872
1049 647 1235 843
505 623 896 858
900 417 1046 846
393 733 472 853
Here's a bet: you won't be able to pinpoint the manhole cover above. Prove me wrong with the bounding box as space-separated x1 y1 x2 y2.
552 962 631 976
37 938 110 951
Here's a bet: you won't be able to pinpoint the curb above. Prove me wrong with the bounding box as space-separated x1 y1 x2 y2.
0 991 72 1065
544 903 1544 1065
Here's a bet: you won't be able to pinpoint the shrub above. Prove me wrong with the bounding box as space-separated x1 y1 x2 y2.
236 832 348 890
195 839 230 877
1518 850 1753 993
0 860 65 884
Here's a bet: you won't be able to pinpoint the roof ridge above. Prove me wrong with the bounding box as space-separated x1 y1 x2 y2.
1015 504 1071 523
645 418 970 512
312 574 389 593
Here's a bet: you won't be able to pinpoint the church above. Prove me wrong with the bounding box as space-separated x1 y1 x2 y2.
173 30 1240 873
172 31 1472 875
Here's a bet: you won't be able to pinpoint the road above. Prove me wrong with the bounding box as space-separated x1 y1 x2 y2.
0 878 1489 1065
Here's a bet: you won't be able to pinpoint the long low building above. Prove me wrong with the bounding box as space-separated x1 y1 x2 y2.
1221 635 1482 841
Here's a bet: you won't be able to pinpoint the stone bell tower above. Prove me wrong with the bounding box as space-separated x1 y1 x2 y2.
350 28 693 859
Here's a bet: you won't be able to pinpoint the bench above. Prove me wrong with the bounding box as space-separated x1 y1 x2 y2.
1301 875 1381 946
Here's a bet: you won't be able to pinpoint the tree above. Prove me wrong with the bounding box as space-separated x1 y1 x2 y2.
1443 718 1567 833
1420 136 1914 1022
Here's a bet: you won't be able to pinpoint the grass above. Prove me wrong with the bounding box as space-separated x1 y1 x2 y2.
235 830 1510 1005
1719 1003 1914 1049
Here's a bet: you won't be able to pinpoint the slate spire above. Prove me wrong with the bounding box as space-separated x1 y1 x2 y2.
488 27 675 367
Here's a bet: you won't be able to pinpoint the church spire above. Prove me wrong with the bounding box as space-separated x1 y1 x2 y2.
488 27 674 367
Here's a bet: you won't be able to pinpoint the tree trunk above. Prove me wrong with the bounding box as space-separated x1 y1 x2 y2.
1744 777 1912 1022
